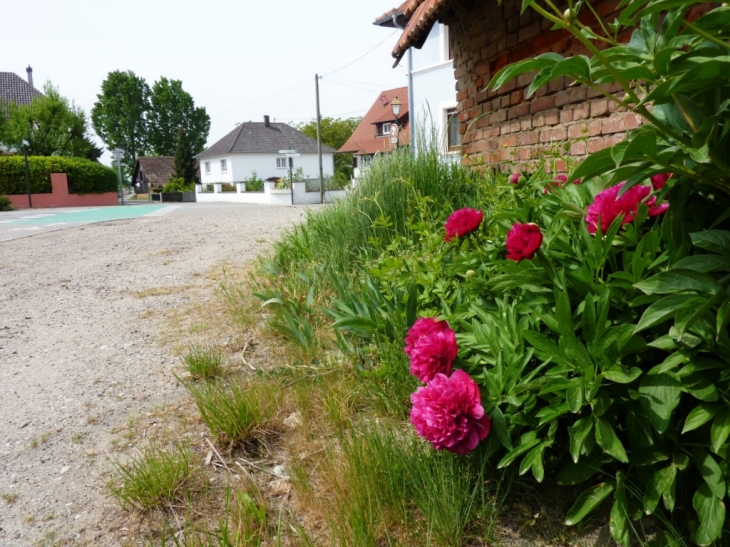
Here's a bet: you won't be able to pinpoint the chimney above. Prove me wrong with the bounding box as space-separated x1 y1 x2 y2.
263 115 270 128
26 65 33 87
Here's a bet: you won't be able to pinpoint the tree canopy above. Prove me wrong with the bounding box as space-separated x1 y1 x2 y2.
296 117 360 184
1 83 102 160
148 78 210 156
91 70 150 172
91 71 210 173
173 126 197 184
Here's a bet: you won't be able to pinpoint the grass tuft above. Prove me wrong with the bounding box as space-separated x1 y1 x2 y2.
186 378 281 445
108 443 197 511
182 343 225 381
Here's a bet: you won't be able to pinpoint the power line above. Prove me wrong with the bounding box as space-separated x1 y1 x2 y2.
325 79 388 94
212 79 311 115
322 30 398 77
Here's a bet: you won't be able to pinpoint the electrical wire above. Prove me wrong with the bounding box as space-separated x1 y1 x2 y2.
322 30 398 77
211 80 311 115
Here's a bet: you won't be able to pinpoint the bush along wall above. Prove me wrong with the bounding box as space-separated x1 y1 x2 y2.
0 156 118 195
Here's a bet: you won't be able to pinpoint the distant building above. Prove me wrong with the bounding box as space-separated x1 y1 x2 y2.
338 87 409 183
131 156 200 193
0 66 42 112
195 115 336 186
375 4 458 156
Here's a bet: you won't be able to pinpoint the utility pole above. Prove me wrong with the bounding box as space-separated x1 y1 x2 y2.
315 74 324 204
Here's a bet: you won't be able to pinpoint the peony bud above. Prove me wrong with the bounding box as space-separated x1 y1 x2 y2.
465 270 476 278
563 8 575 21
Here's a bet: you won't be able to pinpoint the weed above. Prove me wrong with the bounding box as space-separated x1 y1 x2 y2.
71 431 88 443
186 378 281 445
182 344 225 381
1 491 19 504
108 443 197 511
29 430 53 448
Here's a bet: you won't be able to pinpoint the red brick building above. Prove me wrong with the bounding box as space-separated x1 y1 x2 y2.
389 0 642 172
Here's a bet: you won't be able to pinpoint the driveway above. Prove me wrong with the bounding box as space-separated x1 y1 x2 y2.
0 203 305 546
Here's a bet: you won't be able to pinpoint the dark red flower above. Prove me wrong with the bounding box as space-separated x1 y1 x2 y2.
444 208 483 241
410 369 491 455
650 173 672 190
506 222 543 261
509 173 522 184
585 182 669 235
404 318 458 383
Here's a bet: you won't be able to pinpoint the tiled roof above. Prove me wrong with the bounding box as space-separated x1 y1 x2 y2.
338 87 409 155
136 156 175 185
196 121 337 159
0 72 43 107
387 0 456 64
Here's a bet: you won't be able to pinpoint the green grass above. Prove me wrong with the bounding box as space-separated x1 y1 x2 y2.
182 343 225 381
108 443 197 511
186 378 281 445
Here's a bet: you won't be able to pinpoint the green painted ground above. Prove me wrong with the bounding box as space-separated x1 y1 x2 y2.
9 205 168 225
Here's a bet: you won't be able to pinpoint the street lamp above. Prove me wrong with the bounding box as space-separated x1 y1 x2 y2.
22 140 32 209
111 149 125 206
391 96 402 149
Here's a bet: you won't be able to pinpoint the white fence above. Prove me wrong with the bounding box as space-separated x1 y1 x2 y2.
195 181 348 205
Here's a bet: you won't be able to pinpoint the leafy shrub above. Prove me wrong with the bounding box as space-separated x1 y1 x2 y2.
245 171 263 192
0 195 13 211
221 182 236 192
162 176 193 193
0 156 117 195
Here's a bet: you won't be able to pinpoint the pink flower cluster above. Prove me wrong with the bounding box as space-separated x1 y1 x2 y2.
444 208 484 241
506 222 543 261
404 317 457 383
585 182 669 235
405 318 490 454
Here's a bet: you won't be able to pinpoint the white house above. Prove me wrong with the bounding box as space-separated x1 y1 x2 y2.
196 115 336 186
374 6 459 155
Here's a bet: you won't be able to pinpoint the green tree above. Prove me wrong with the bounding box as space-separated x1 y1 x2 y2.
91 70 150 172
1 83 102 160
147 78 210 156
296 117 360 184
173 126 197 185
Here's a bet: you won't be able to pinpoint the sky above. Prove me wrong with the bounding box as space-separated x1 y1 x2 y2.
1 0 409 166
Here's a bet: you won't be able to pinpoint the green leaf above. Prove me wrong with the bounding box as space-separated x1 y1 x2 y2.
570 147 615 184
644 465 676 515
565 482 616 526
691 230 730 256
634 269 721 295
694 449 726 500
639 372 682 434
683 404 721 434
557 457 602 486
634 294 702 333
673 254 730 273
610 487 631 546
490 406 512 450
595 417 629 463
497 432 540 469
523 331 563 361
710 409 730 454
569 416 594 463
603 366 642 384
693 483 726 546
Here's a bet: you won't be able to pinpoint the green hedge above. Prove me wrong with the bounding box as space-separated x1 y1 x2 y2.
0 156 118 195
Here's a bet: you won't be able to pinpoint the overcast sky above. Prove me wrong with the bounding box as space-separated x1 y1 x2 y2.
2 0 408 165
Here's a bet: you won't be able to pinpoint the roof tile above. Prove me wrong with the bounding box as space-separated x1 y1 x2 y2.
338 87 409 155
0 72 43 109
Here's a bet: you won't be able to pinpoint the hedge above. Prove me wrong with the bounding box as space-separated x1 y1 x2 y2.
0 156 118 195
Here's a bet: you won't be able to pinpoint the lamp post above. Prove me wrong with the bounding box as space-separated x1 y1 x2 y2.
22 140 32 209
391 96 401 149
111 149 125 206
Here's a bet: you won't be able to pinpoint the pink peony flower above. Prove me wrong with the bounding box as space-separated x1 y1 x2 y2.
650 173 672 190
404 318 458 383
444 208 483 241
585 182 669 235
506 222 543 261
411 370 491 455
554 174 568 183
509 173 522 184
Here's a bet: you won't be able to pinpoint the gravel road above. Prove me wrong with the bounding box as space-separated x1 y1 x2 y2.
0 203 306 546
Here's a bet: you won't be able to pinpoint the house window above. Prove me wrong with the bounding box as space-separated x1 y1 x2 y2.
377 122 393 137
447 108 461 151
204 161 211 175
276 157 287 169
220 159 227 173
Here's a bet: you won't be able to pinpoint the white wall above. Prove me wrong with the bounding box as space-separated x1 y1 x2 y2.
409 23 457 155
196 181 347 205
199 153 334 184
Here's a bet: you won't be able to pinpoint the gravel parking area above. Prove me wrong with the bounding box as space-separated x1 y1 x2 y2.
0 203 306 546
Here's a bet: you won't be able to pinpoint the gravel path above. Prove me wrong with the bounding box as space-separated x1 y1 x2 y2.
0 203 306 546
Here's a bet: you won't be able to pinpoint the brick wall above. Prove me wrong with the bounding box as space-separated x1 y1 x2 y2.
442 0 641 173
